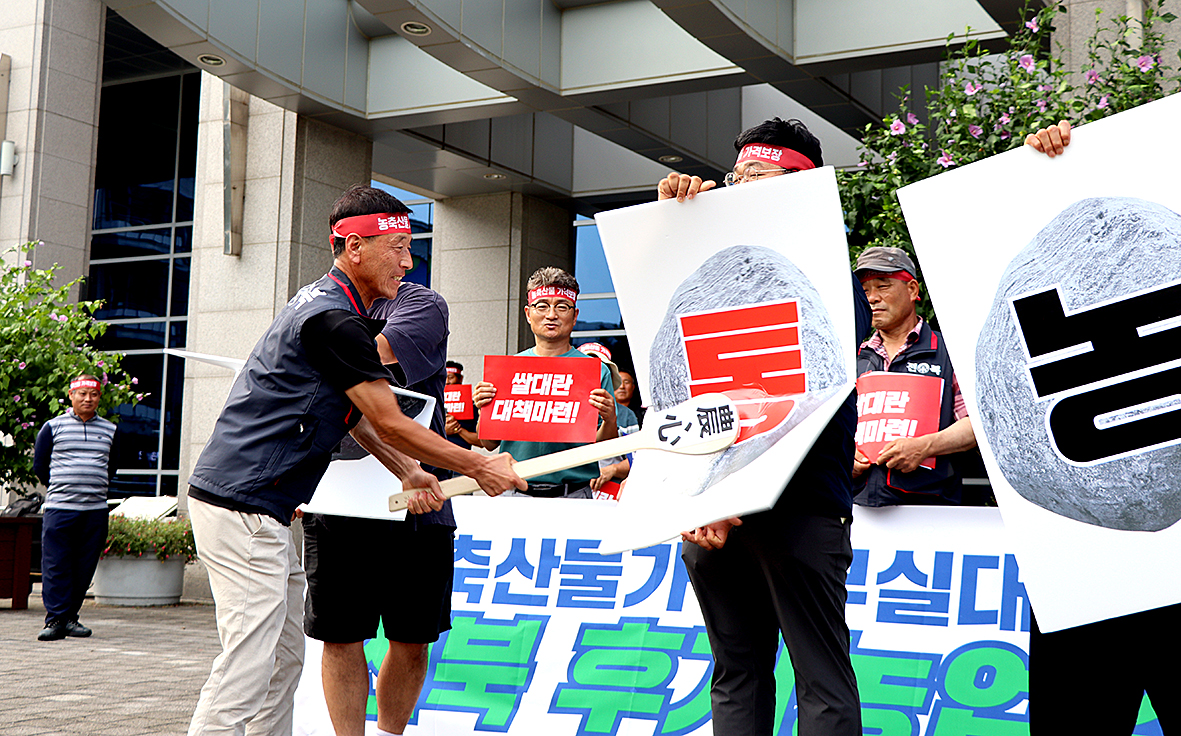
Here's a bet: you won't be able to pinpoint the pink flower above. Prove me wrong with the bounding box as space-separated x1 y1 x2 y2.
23 260 31 267
965 81 982 96
968 124 983 138
1136 55 1155 72
936 151 955 168
1026 18 1039 32
1098 95 1109 109
49 313 59 321
907 112 919 125
889 119 906 135
131 377 138 385
858 160 869 167
97 360 105 367
13 395 20 403
21 423 29 430
1019 54 1035 72
887 152 898 162
1037 84 1052 92
949 109 957 118
17 362 25 369
999 112 1011 124
1085 69 1100 85
1036 99 1047 110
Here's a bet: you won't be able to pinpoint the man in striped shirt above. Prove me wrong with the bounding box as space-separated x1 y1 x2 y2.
33 375 119 641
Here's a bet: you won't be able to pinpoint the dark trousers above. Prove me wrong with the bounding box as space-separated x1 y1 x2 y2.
1029 603 1181 735
682 513 861 736
41 508 108 625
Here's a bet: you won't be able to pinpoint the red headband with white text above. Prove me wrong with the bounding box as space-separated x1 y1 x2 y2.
528 285 578 305
735 144 816 172
70 378 101 392
330 213 412 245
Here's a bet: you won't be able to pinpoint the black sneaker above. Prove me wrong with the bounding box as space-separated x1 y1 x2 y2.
64 620 92 638
38 620 67 641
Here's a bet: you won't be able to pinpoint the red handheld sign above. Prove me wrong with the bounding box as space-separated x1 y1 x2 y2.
480 355 601 442
443 384 474 420
855 371 944 469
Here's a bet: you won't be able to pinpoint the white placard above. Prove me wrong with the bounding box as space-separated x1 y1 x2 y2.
594 168 857 551
300 386 436 520
898 93 1181 632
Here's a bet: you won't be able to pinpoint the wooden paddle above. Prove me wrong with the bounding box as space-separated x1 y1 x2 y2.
389 392 740 511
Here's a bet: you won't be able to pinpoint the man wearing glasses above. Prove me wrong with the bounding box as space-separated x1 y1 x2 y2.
471 267 618 498
661 118 870 736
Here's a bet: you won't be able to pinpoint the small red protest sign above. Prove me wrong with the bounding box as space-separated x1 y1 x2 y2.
444 384 474 420
678 300 805 444
855 371 944 469
480 355 601 442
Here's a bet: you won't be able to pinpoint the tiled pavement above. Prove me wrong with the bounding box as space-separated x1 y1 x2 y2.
0 583 219 736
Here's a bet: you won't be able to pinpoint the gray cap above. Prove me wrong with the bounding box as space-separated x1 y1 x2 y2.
854 246 918 279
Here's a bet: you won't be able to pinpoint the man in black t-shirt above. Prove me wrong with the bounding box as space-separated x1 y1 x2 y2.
185 185 525 736
303 280 459 736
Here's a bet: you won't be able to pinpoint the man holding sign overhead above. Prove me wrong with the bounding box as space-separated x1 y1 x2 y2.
660 117 870 736
851 246 976 507
472 267 617 498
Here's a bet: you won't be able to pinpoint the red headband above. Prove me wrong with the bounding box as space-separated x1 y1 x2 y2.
70 378 101 392
858 270 915 284
528 285 578 305
446 366 459 375
578 342 612 362
735 144 816 172
330 213 412 245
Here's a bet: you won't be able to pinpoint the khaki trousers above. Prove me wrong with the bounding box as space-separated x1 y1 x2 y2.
187 498 306 736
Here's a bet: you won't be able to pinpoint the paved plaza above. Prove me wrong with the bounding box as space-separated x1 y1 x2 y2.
0 582 219 736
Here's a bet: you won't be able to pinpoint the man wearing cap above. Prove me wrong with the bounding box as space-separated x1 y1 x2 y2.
33 374 119 641
471 267 617 499
185 184 525 735
443 361 480 450
660 117 870 736
851 246 976 506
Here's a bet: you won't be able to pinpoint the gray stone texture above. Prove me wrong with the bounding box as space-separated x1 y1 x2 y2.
648 245 844 496
976 197 1181 531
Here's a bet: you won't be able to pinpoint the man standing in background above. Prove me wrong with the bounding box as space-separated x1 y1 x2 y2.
33 374 119 641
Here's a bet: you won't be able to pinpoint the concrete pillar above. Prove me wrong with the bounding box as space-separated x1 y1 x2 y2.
432 191 573 382
0 0 104 287
178 73 372 510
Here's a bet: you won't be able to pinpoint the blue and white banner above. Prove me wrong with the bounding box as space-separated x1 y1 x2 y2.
292 499 1166 735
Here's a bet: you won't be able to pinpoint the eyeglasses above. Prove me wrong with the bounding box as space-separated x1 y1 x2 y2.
723 167 799 186
528 302 574 315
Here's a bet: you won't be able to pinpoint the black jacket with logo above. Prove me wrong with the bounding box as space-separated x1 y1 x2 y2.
853 320 966 507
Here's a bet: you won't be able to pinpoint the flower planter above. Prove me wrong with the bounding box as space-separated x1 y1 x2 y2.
93 556 186 606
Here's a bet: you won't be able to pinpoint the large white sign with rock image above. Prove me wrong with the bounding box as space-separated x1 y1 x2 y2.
897 93 1181 632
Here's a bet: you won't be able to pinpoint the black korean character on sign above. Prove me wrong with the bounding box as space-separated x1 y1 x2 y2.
696 405 734 437
1011 281 1181 463
658 415 695 446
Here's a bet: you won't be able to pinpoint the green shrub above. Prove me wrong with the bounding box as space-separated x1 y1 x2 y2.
102 514 197 563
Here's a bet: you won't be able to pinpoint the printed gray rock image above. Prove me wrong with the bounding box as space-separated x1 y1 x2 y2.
649 245 845 496
976 196 1181 531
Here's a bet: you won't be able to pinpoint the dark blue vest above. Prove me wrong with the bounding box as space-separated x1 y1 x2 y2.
189 269 381 521
853 320 965 507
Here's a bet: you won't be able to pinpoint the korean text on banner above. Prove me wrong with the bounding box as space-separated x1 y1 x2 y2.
481 355 601 443
855 372 944 469
444 384 474 420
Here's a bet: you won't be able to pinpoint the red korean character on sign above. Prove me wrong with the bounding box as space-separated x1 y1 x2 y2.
678 300 806 397
677 300 805 444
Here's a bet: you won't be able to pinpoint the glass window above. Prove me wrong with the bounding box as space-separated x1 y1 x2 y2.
171 257 191 316
89 59 198 496
92 76 184 230
574 224 616 294
90 260 171 320
93 322 167 351
574 298 623 332
91 228 172 259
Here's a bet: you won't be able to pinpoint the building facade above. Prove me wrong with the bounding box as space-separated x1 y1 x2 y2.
1 0 1174 502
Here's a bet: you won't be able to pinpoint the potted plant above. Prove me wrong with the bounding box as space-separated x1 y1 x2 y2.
93 514 198 606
